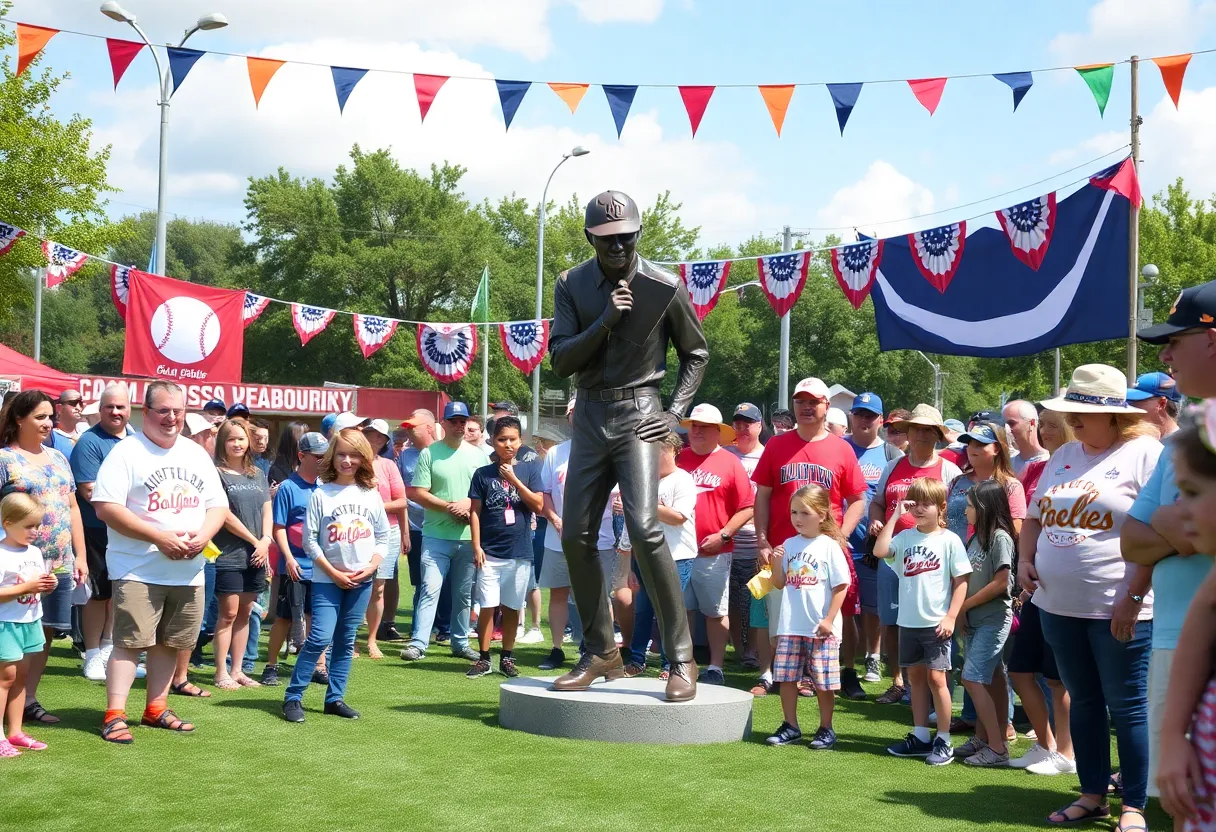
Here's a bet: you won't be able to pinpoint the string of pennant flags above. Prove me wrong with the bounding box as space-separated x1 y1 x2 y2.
5 18 1206 137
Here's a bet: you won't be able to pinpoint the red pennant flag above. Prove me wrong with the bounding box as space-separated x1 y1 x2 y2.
413 73 449 122
1153 54 1191 109
678 85 715 137
106 38 145 89
907 77 947 115
123 270 246 383
17 24 58 77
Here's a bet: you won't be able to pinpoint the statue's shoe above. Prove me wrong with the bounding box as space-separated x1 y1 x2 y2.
665 661 698 702
550 650 624 691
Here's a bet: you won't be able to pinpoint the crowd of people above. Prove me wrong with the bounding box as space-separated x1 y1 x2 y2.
1 278 1215 830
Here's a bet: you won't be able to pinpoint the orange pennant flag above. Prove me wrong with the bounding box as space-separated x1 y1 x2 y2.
758 85 795 137
549 82 590 114
1152 53 1191 109
246 57 286 108
17 23 58 77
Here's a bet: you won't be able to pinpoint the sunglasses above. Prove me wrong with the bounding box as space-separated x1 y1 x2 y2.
61 399 82 406
593 231 639 246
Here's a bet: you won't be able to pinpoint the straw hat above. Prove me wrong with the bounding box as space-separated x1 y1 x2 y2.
1040 364 1144 414
888 403 948 439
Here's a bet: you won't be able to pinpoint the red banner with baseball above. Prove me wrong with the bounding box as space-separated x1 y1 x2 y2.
123 270 245 383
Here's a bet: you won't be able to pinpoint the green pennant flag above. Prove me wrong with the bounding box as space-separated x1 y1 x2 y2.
471 266 489 323
1075 64 1114 116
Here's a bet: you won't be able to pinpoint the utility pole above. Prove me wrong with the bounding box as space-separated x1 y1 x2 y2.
1127 55 1142 380
778 226 792 406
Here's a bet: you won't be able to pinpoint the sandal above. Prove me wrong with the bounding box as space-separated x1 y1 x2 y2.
234 675 261 688
1047 800 1110 825
367 644 384 660
23 700 59 725
101 716 134 745
7 732 47 751
798 681 815 697
141 709 194 733
1115 808 1147 832
170 681 212 698
214 677 241 691
1108 772 1123 795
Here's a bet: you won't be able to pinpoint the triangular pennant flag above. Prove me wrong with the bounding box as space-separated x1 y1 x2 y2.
549 82 590 114
331 66 369 114
291 304 337 346
0 222 26 257
495 80 531 130
993 71 1033 111
1153 53 1191 109
471 266 489 323
756 251 811 317
827 82 863 135
830 240 883 310
498 320 549 376
242 292 271 328
758 85 795 137
1075 64 1114 116
678 85 715 137
414 73 449 122
247 57 286 108
111 264 133 320
106 38 144 89
602 84 638 138
907 77 947 115
16 24 57 77
42 240 88 289
416 323 477 383
166 47 206 95
1090 157 1142 208
353 314 399 359
678 260 732 320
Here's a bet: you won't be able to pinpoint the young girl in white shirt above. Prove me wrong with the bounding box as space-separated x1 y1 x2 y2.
0 493 58 755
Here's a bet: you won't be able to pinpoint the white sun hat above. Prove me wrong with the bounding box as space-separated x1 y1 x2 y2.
680 403 736 444
1040 364 1144 414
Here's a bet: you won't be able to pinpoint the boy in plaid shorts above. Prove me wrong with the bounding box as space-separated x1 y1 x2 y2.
765 485 851 750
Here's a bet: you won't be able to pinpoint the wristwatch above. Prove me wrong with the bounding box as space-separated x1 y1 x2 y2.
720 531 733 543
1128 591 1144 603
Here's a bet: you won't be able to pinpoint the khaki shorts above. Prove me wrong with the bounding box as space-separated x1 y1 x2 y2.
112 580 205 651
1147 647 1173 798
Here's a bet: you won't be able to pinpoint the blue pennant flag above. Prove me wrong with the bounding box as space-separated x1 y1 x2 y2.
331 66 368 114
495 80 530 130
994 71 1033 111
602 84 638 138
166 47 205 95
826 82 862 135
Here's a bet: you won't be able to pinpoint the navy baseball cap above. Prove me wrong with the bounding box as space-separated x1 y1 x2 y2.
443 401 470 421
851 392 883 415
959 423 1001 445
202 398 227 413
1138 279 1216 344
733 403 763 422
226 403 250 418
298 432 329 455
1126 371 1183 402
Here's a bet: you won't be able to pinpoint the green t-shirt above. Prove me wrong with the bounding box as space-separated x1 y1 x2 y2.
411 441 488 541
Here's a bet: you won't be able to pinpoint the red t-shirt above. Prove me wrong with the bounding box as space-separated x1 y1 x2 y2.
1020 459 1048 503
678 446 755 555
752 431 866 549
881 456 947 534
939 446 968 468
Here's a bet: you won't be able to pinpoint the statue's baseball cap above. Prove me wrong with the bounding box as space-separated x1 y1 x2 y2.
1138 279 1216 344
585 191 641 236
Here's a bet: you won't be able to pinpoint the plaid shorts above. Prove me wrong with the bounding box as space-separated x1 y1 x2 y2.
772 634 840 690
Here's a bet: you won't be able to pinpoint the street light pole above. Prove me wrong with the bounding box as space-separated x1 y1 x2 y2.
915 350 946 413
531 146 588 437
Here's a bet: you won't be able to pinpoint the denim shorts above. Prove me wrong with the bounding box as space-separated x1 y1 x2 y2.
376 524 401 580
877 560 900 627
962 616 1012 684
40 574 73 630
855 556 878 614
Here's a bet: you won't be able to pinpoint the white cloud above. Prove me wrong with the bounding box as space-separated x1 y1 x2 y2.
566 0 664 24
1049 0 1216 64
815 161 935 236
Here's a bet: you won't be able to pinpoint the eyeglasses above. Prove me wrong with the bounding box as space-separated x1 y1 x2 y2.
149 407 185 418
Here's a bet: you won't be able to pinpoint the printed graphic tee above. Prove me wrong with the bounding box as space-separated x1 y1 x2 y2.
0 542 44 623
883 527 972 629
678 446 755 556
777 534 851 638
752 431 866 549
469 459 544 560
304 482 390 583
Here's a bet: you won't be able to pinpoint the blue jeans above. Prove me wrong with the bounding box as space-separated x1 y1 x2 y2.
630 558 694 668
1040 610 1152 809
409 529 451 638
409 537 475 653
285 579 373 705
202 560 217 635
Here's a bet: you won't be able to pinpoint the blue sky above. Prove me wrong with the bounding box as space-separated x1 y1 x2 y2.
8 0 1216 249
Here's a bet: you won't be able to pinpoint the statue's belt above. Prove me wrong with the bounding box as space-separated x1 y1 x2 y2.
580 386 660 403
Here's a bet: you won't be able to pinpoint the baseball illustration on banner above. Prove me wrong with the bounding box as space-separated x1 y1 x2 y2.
150 297 222 365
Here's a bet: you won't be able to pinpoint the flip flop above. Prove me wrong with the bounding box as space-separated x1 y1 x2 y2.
170 681 212 698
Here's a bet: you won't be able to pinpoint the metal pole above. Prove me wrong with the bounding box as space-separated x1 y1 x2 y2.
531 156 570 438
33 270 43 362
1128 55 1141 380
778 226 792 406
481 323 489 423
1053 348 1061 396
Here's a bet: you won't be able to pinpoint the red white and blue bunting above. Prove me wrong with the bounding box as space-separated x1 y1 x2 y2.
679 260 732 321
353 313 398 359
756 251 811 317
417 323 477 384
908 222 966 293
243 292 271 328
0 222 25 256
830 239 884 310
291 303 337 346
110 264 132 320
499 320 549 375
43 240 88 288
996 193 1056 271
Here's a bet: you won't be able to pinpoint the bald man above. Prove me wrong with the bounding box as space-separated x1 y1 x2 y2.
1001 400 1048 479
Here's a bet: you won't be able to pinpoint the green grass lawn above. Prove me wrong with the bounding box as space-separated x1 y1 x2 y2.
6 604 1169 832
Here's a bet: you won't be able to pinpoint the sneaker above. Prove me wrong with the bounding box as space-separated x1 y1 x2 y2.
887 733 933 758
500 657 520 678
282 700 305 723
434 631 451 644
623 662 646 678
876 684 907 705
312 668 330 686
451 645 480 661
699 667 725 686
766 721 803 746
323 700 360 719
382 626 403 641
863 656 882 683
963 745 1010 767
399 645 425 662
518 628 545 644
955 736 988 760
808 727 837 750
840 668 866 701
466 659 493 678
1007 742 1054 770
135 664 147 680
260 665 281 686
83 651 107 682
925 736 954 766
740 654 760 670
749 678 773 696
538 648 566 671
1025 750 1077 776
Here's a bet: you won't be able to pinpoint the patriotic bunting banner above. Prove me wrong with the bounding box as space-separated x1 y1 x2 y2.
417 323 477 384
414 73 449 122
679 85 715 137
43 240 88 288
996 193 1056 271
242 292 271 327
0 222 25 256
908 223 966 293
498 320 549 376
831 240 884 310
291 304 337 346
105 38 144 89
603 84 637 138
495 80 530 130
167 47 205 95
353 314 399 358
756 251 811 317
679 260 732 320
111 264 133 320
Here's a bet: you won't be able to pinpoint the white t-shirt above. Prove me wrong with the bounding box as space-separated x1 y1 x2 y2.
724 444 763 556
0 542 44 623
92 433 226 586
540 441 616 551
777 534 851 638
304 482 391 583
619 468 698 561
884 527 972 629
1028 435 1162 620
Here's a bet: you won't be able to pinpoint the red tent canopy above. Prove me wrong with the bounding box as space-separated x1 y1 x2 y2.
0 343 81 396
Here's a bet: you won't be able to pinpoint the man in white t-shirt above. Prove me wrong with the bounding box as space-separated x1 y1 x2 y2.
92 381 227 742
1002 400 1049 479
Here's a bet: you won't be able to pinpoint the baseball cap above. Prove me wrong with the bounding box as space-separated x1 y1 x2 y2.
202 398 227 413
584 190 641 237
332 412 365 433
362 418 391 437
226 403 250 418
491 400 519 416
298 432 329 455
1126 371 1184 402
443 401 470 421
959 423 1001 445
184 413 213 437
851 392 883 415
1138 279 1216 344
320 413 338 436
532 425 566 444
680 403 736 443
733 403 763 422
826 407 848 428
793 377 830 401
969 410 998 427
943 419 967 434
